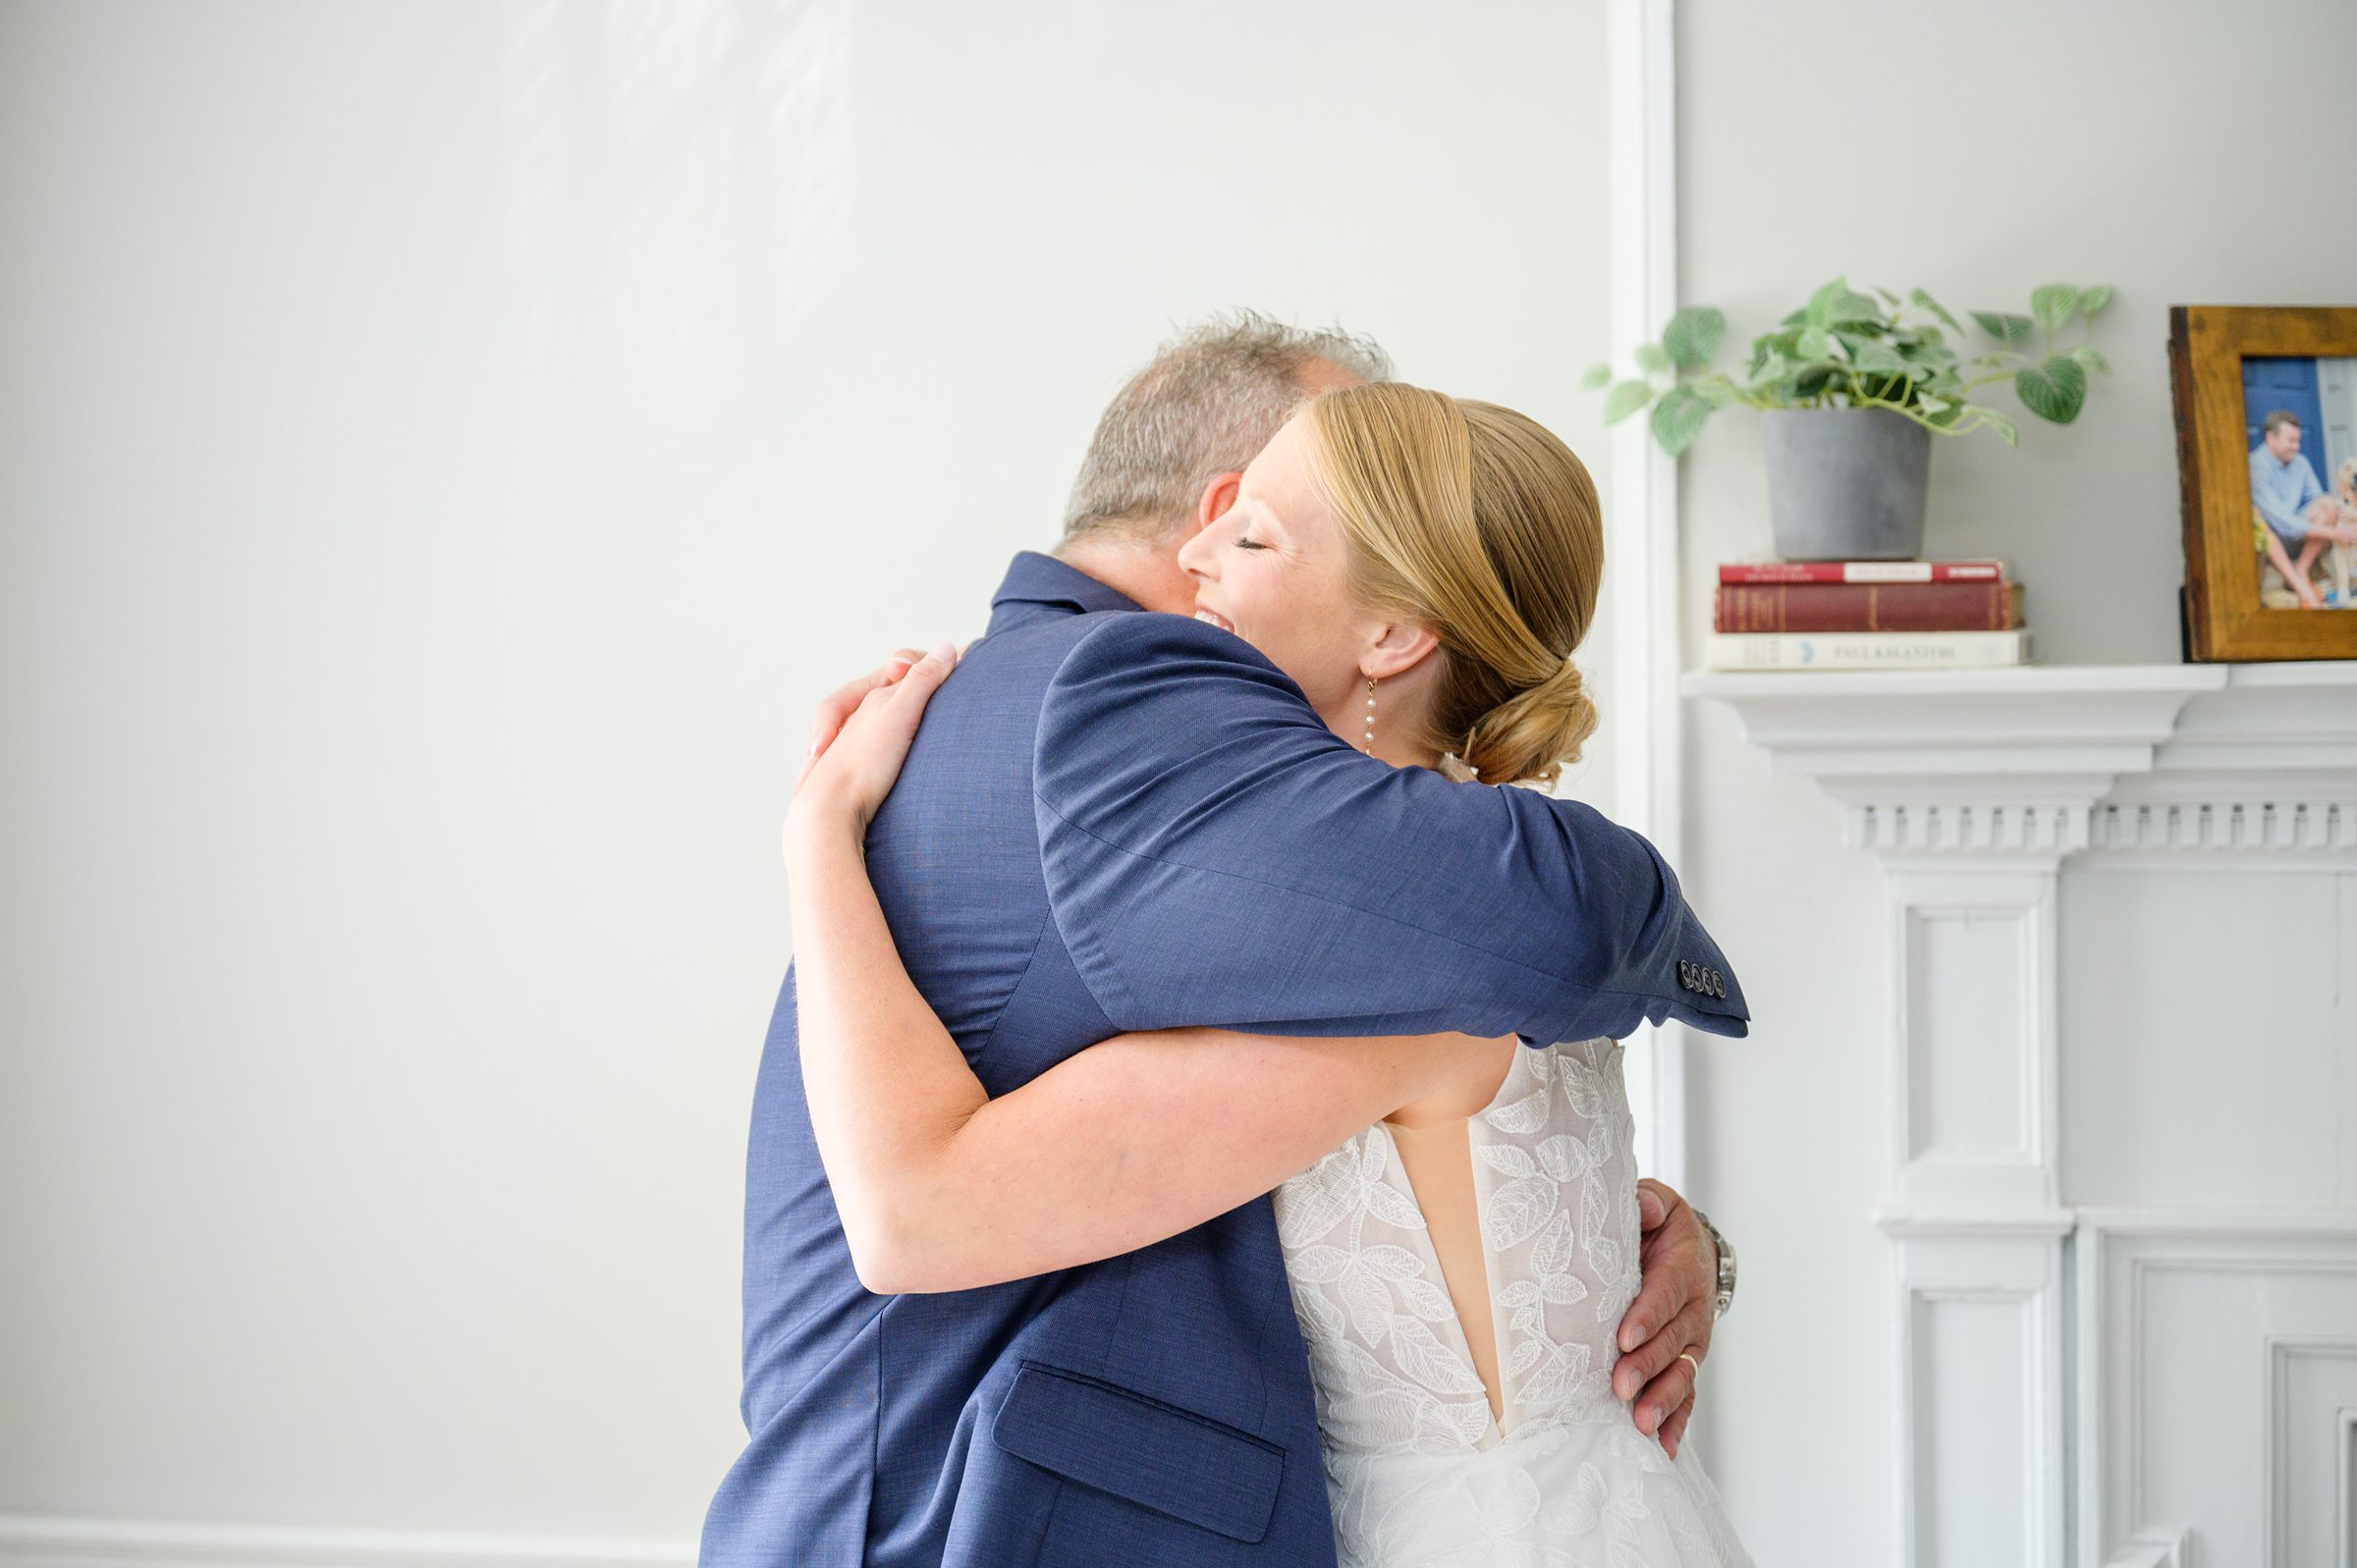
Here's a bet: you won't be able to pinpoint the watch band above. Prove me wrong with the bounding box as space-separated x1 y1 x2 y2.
1690 1206 1736 1320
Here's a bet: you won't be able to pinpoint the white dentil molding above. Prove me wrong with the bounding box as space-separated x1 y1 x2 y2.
1683 662 2357 867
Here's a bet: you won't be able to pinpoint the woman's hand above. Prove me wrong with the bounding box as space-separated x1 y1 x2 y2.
787 641 960 850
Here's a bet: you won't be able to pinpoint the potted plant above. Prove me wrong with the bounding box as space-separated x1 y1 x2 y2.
1585 277 2112 560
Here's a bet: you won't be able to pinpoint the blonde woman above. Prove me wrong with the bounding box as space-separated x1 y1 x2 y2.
2332 457 2357 605
788 383 1752 1567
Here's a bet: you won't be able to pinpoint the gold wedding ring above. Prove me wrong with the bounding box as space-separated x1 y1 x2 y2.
1676 1351 1701 1377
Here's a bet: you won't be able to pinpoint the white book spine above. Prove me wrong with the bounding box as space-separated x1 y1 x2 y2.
1840 561 2003 582
1702 630 2030 670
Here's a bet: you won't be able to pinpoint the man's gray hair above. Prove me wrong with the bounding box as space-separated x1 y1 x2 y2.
1061 310 1394 542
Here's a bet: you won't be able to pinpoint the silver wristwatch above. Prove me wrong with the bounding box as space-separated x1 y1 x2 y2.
1691 1207 1736 1320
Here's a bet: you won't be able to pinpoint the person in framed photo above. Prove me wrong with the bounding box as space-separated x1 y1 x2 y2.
2249 409 2357 608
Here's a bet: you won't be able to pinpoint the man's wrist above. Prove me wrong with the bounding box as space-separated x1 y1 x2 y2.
1690 1207 1736 1320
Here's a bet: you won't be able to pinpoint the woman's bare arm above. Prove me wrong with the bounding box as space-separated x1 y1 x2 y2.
788 801 1472 1293
783 643 1486 1294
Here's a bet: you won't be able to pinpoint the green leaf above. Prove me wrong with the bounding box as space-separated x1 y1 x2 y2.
1779 307 1810 329
1981 407 2019 447
1663 306 1727 367
1649 386 1713 456
1795 327 1834 361
1909 288 1965 335
1603 379 1657 424
1872 284 1903 305
1973 310 2035 347
1750 329 1801 374
1851 343 1913 377
1807 276 1883 328
2067 344 2111 376
1748 349 1792 387
2014 356 2087 423
1634 342 1672 374
1789 366 1840 402
2031 284 2082 330
2080 283 2113 316
1918 396 1952 415
1579 362 1614 390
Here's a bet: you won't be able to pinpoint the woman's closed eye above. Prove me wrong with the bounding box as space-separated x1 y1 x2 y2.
1233 534 1269 551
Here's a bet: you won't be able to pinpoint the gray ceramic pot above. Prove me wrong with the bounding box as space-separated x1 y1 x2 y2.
1759 406 1933 561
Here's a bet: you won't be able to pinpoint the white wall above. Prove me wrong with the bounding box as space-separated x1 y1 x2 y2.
0 0 1621 1540
1674 0 2357 1561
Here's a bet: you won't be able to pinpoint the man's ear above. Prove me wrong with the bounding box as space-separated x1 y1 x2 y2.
1363 622 1441 681
1196 471 1244 528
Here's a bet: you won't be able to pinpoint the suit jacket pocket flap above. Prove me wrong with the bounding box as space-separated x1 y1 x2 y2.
990 1363 1285 1543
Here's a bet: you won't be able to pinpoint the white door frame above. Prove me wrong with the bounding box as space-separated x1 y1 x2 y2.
1605 0 1691 1191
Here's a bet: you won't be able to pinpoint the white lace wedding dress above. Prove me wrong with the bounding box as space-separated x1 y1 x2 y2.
1271 1038 1753 1568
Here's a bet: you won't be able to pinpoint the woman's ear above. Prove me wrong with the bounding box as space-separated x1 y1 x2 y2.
1362 622 1440 681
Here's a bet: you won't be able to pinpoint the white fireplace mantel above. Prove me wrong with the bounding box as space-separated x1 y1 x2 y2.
1682 662 2357 864
1682 660 2357 1568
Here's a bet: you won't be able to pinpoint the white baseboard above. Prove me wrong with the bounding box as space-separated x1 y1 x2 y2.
0 1520 693 1568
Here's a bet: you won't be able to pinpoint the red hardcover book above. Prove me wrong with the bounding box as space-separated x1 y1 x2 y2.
1718 559 2005 584
1713 580 2024 633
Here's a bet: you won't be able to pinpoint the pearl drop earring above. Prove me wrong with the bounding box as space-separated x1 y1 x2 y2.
1362 676 1377 753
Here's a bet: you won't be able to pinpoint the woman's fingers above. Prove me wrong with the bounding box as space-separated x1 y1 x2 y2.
867 641 958 753
867 642 957 743
796 649 929 790
793 641 959 824
892 642 959 708
808 649 929 761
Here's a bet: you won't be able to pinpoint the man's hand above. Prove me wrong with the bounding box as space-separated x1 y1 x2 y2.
1612 1177 1718 1459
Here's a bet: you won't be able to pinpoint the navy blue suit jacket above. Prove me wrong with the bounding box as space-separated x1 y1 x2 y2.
701 554 1747 1568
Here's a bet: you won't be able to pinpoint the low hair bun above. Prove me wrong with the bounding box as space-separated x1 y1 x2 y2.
1458 658 1599 790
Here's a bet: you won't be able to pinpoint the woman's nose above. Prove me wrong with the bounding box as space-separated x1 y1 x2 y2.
1177 527 1215 580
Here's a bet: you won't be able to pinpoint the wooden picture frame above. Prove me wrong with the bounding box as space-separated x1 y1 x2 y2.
2171 304 2357 661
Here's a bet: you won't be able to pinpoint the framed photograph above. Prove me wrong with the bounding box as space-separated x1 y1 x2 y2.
2171 304 2357 660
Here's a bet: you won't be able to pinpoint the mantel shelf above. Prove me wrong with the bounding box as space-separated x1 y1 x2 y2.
1680 662 2357 859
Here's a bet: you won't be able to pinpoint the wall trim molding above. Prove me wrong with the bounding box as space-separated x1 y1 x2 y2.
2107 1531 2190 1568
1605 0 1688 1191
0 1520 693 1568
2264 1335 2357 1568
2074 1210 2357 1568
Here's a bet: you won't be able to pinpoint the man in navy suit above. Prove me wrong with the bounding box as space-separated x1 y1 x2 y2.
702 314 1748 1568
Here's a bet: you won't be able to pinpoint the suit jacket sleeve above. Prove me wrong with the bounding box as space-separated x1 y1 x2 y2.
1030 612 1748 1046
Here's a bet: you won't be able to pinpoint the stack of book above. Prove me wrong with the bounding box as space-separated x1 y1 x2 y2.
1703 559 2030 670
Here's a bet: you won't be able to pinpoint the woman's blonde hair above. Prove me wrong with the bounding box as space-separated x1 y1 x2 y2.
1303 382 1604 788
